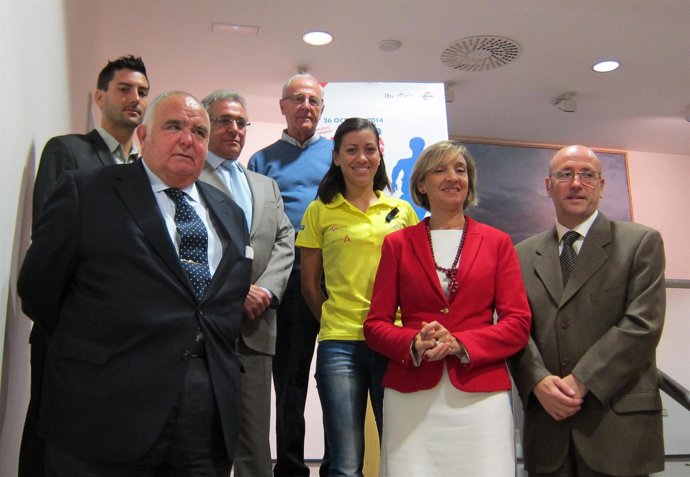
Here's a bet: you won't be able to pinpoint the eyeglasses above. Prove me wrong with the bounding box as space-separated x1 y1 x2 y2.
210 116 251 130
551 170 601 185
281 94 324 108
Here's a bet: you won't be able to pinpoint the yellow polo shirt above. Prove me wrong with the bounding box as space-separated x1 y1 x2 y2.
296 192 419 341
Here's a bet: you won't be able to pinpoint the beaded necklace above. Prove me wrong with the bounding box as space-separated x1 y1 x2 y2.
425 218 467 299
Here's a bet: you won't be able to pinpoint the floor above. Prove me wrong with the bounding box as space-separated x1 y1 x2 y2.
306 459 690 476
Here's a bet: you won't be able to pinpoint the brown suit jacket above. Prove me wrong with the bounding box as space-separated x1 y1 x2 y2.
512 213 666 475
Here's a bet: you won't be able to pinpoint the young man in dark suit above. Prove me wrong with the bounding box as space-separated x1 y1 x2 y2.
20 54 149 477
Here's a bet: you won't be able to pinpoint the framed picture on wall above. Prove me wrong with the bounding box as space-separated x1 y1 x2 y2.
457 138 632 244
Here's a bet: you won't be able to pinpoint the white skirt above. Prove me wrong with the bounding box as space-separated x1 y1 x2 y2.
380 367 515 477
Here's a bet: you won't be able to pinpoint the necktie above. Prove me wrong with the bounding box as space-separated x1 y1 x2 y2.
560 230 580 286
164 188 212 301
222 161 253 230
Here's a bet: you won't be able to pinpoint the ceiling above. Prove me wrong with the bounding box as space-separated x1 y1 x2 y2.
84 0 690 155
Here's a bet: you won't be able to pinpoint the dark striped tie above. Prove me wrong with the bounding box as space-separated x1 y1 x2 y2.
560 230 580 286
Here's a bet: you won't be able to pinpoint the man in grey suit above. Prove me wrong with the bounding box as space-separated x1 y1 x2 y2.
511 145 666 476
200 90 294 477
22 55 149 477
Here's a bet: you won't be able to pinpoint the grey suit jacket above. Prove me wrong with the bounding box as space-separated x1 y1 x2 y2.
511 213 666 475
200 160 294 355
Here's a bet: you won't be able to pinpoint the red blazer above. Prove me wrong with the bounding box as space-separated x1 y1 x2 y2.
364 217 531 393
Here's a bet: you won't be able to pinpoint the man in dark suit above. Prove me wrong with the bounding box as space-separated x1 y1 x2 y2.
18 91 252 476
199 89 294 477
21 54 150 477
511 145 666 477
32 55 150 220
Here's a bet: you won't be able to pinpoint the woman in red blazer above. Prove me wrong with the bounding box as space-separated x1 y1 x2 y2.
364 141 531 477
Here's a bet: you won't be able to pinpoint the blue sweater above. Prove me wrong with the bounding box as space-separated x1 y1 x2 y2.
248 137 333 270
248 137 333 231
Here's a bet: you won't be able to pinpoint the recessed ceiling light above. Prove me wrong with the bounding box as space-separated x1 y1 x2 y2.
303 31 333 46
592 60 620 73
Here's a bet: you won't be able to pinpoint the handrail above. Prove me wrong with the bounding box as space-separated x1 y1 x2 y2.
665 279 690 289
658 368 690 412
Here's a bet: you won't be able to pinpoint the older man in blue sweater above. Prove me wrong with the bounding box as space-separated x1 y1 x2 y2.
248 73 332 477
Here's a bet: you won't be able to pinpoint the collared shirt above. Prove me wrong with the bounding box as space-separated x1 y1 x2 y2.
281 130 321 149
296 192 419 341
555 210 599 255
206 151 253 229
96 127 139 164
141 159 223 275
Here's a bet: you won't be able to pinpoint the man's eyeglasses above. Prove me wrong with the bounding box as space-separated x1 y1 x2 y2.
281 94 324 108
551 170 601 185
210 116 251 130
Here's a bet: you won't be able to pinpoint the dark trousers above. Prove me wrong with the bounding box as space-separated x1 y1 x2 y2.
18 325 51 477
529 439 649 477
272 271 328 477
47 358 231 477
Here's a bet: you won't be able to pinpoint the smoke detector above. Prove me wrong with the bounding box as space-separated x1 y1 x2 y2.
440 36 521 72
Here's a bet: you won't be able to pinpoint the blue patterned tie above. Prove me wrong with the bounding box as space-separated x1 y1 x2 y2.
164 188 212 301
560 230 580 286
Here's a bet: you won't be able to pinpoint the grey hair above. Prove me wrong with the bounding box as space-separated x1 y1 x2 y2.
142 91 208 128
281 73 322 99
201 89 248 116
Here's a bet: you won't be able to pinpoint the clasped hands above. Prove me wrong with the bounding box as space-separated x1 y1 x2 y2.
534 374 588 421
414 321 463 362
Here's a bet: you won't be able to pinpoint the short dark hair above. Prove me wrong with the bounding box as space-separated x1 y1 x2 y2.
96 55 148 91
317 117 391 204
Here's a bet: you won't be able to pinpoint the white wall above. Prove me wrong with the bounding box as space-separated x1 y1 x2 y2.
1 1 71 476
627 151 690 280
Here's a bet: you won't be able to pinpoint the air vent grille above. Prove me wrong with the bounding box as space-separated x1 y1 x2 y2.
441 36 521 71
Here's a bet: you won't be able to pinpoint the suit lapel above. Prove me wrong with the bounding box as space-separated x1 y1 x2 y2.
244 170 262 237
200 162 232 196
533 227 564 305
560 214 611 305
87 129 117 167
452 216 481 301
197 181 245 299
113 162 192 293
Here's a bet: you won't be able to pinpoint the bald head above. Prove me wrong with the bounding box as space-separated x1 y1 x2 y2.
546 145 605 229
549 145 600 173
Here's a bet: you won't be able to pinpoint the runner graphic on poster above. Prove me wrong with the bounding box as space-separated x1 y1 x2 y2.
320 82 448 219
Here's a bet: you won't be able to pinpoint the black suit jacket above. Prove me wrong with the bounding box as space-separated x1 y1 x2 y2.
33 129 116 223
18 161 252 463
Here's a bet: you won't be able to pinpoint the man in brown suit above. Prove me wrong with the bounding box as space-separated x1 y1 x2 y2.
512 145 666 477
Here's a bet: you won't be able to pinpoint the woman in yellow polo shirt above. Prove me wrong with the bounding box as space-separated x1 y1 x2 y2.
297 118 418 477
